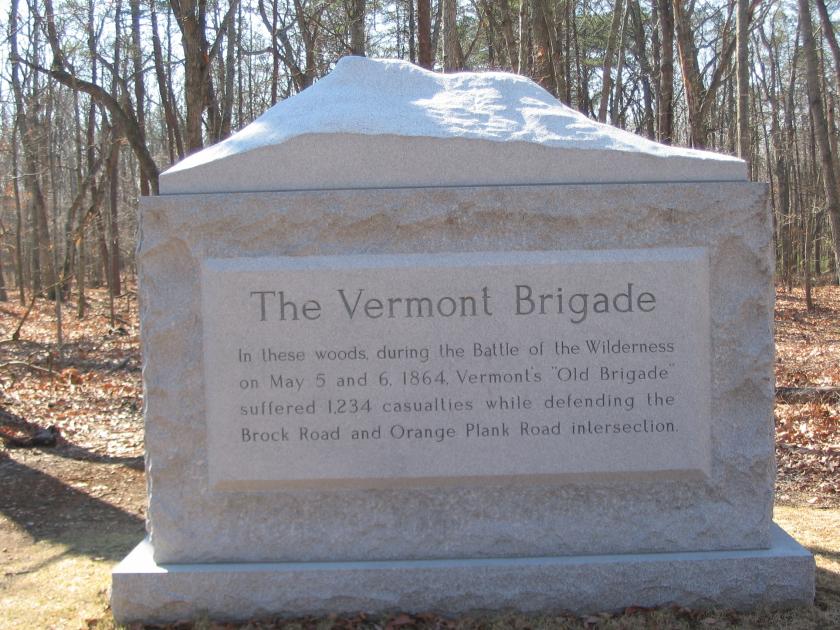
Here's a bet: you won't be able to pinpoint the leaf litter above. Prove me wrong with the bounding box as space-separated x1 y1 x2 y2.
774 285 840 507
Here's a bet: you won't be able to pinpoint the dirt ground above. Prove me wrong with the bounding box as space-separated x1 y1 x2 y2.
0 285 838 629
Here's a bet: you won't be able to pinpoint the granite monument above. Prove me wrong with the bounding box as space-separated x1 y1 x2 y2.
111 57 814 622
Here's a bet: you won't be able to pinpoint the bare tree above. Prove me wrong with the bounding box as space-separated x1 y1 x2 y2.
657 0 674 143
672 0 735 148
736 0 750 164
169 0 239 152
418 0 433 68
349 0 366 55
798 0 840 284
443 0 464 71
598 0 625 122
531 0 557 94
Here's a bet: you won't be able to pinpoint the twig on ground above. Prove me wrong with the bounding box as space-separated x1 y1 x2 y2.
776 386 840 404
11 293 37 341
0 360 54 376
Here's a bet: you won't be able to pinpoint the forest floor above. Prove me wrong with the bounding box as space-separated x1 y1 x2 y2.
0 285 838 629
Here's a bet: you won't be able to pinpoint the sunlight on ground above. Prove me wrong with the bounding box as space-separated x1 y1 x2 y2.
0 516 125 629
775 505 840 577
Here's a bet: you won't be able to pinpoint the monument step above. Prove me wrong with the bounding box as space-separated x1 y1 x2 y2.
112 523 814 624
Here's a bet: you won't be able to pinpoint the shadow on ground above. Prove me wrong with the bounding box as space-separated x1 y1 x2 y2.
1 405 144 469
0 452 145 561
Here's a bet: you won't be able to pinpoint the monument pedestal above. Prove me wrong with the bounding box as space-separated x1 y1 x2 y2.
112 524 814 623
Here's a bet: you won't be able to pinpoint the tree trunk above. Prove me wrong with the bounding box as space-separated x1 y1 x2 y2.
349 0 366 55
518 0 529 75
784 18 799 288
77 231 86 317
13 0 55 297
736 0 750 166
598 0 625 122
443 0 463 71
175 0 209 151
170 0 239 151
760 25 792 287
547 3 567 99
408 0 416 63
0 246 7 301
815 0 840 98
130 0 149 196
672 0 706 147
531 0 557 95
109 0 123 297
268 0 279 103
40 0 160 193
431 0 443 68
799 0 840 284
107 128 122 297
657 0 674 143
804 197 813 310
150 0 184 161
258 0 306 93
563 0 573 104
497 0 518 70
221 9 236 138
673 0 741 149
417 0 433 68
12 132 25 304
572 1 590 113
47 86 63 358
630 0 655 138
610 1 630 125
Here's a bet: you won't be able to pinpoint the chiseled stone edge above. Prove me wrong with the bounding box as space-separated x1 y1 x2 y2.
111 524 814 624
139 181 775 562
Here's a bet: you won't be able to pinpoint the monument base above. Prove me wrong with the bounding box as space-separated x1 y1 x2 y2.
111 524 814 624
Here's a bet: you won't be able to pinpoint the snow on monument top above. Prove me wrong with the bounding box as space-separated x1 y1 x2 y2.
161 56 746 194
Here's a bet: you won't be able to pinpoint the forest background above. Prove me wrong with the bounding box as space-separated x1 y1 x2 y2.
0 0 839 302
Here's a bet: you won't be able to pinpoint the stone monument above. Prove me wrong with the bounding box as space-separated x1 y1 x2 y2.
111 57 814 622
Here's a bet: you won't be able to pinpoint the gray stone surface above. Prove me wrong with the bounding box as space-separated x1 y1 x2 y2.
159 58 746 194
111 524 815 623
160 134 747 194
201 248 712 489
138 181 775 564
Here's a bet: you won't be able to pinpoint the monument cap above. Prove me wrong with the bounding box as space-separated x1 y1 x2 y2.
161 57 746 194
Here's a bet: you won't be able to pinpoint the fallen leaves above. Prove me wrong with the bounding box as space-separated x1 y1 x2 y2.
0 288 143 459
775 285 840 506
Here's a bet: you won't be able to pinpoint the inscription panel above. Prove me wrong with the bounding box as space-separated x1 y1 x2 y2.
202 248 711 489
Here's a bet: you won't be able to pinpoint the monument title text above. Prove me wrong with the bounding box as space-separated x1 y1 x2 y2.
249 283 656 325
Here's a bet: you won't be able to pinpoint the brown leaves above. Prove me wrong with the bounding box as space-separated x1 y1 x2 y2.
775 286 840 388
61 367 84 384
1 287 143 460
774 285 840 507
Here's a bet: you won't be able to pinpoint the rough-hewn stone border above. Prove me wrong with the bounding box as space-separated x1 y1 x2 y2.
138 182 776 563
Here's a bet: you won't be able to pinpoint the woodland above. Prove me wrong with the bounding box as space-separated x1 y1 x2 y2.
1 1 840 628
0 0 838 303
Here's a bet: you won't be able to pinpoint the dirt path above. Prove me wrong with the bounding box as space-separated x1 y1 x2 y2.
0 448 145 629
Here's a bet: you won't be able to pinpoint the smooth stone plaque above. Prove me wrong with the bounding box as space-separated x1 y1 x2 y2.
202 248 711 489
